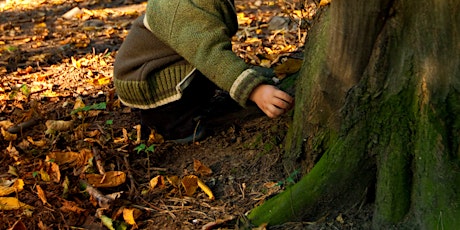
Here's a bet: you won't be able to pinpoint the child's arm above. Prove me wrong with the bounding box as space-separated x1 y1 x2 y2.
144 0 267 106
249 84 294 118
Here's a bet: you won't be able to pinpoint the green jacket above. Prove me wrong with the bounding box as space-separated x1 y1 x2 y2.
113 0 269 109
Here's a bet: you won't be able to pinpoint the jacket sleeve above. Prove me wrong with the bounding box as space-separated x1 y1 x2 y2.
144 0 269 106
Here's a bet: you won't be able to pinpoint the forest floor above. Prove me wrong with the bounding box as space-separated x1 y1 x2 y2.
0 0 373 229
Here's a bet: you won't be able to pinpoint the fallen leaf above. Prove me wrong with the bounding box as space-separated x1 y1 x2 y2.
181 175 198 197
123 207 141 227
0 120 14 129
36 185 47 205
274 58 303 79
39 168 51 182
197 177 215 200
45 120 74 133
45 161 61 183
46 148 93 168
100 215 115 230
166 175 180 188
319 0 332 7
193 159 213 176
0 179 24 196
85 171 126 188
149 175 165 190
1 128 17 141
6 143 20 161
27 136 47 147
0 197 34 210
60 199 86 214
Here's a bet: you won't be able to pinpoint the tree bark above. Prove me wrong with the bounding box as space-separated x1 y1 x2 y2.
248 0 460 228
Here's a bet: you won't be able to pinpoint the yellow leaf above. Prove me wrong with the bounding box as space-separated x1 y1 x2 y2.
123 207 141 226
149 175 165 190
1 128 17 141
197 177 215 200
319 0 332 6
0 197 34 210
181 175 198 197
40 168 51 182
85 171 126 188
0 179 24 196
97 76 111 85
0 120 14 129
36 185 47 205
274 58 303 79
71 56 81 68
166 175 180 188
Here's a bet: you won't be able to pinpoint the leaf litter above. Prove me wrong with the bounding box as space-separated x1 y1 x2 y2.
0 0 372 229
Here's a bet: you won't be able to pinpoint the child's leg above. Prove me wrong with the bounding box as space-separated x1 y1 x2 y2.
140 73 218 140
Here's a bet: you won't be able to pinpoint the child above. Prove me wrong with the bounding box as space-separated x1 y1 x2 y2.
113 0 294 143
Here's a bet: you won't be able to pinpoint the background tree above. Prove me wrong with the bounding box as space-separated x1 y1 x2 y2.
247 0 460 228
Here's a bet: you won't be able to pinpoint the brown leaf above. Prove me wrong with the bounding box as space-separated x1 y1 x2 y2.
60 199 86 214
193 159 213 176
36 185 47 205
85 171 126 188
181 175 198 197
149 175 165 190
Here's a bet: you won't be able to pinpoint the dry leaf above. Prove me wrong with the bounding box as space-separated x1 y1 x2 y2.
36 185 47 205
0 197 34 210
193 159 213 176
182 175 215 200
181 175 199 197
6 143 20 161
1 128 17 141
46 148 93 168
0 179 24 196
319 0 332 7
71 56 81 68
45 120 74 133
197 177 215 200
0 120 14 129
39 168 51 182
166 175 180 188
274 58 303 79
149 175 165 190
123 207 141 227
85 171 126 188
27 136 47 147
60 199 86 214
45 161 61 183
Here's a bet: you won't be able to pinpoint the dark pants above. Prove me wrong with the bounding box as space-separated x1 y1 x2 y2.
140 73 219 140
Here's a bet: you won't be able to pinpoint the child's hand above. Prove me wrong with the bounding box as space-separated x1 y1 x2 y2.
249 84 294 118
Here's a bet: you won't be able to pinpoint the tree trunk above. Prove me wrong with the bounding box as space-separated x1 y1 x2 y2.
248 0 460 228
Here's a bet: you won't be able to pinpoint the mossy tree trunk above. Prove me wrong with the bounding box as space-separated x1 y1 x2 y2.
247 0 460 228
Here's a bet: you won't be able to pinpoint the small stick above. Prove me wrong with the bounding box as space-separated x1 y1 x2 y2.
7 118 39 133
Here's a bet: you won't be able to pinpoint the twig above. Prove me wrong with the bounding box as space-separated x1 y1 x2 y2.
123 154 137 199
7 117 39 133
